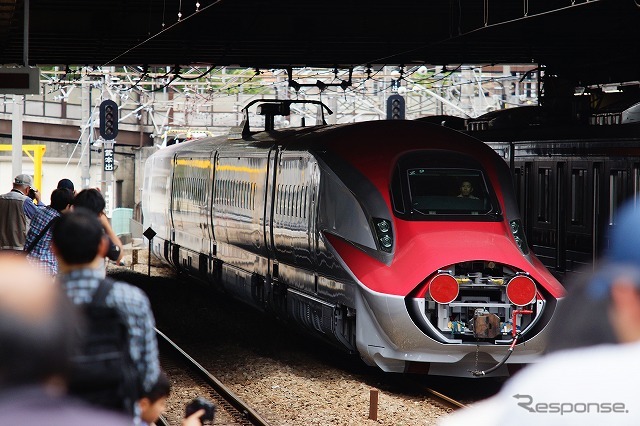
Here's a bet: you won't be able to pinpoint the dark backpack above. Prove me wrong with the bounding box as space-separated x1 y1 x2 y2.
68 278 140 415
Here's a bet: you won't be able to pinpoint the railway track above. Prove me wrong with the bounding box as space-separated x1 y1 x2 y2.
109 267 498 424
425 387 467 410
155 328 272 426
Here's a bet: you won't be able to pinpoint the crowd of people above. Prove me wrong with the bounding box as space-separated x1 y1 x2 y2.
0 174 208 425
0 175 125 273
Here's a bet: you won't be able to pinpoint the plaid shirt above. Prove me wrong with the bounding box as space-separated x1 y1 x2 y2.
57 268 160 394
24 206 60 275
23 194 45 220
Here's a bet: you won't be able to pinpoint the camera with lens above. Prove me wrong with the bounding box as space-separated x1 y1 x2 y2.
27 188 37 200
106 237 121 261
185 397 216 424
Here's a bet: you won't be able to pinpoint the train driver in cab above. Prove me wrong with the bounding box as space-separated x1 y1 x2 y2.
457 180 479 199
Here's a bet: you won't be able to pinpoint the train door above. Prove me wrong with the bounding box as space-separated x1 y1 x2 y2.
168 153 178 266
169 154 214 275
563 160 595 275
207 151 218 280
263 146 285 314
528 161 559 274
263 146 279 273
270 152 317 294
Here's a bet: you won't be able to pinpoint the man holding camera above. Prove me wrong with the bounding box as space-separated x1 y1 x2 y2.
0 174 45 251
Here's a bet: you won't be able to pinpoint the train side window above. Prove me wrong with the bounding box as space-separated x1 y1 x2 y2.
246 181 250 209
537 168 551 223
282 185 287 216
245 182 249 209
234 180 238 207
241 181 245 209
514 167 522 209
609 170 627 225
243 182 247 209
292 185 297 217
571 169 586 226
302 186 308 219
251 182 256 210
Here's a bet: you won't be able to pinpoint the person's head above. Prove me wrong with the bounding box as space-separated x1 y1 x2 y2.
50 188 74 213
138 371 171 424
12 174 33 195
459 180 473 197
0 253 78 389
57 178 75 194
52 208 108 266
585 200 640 344
72 188 106 215
546 268 617 353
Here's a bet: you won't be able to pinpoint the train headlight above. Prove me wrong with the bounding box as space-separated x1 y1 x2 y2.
509 219 529 255
377 220 390 233
373 218 393 253
506 274 536 306
380 234 392 248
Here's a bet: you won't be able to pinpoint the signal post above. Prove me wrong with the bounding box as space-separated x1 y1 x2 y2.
99 99 119 215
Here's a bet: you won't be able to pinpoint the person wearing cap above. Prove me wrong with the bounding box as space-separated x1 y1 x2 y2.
0 174 45 251
57 178 76 195
439 199 640 426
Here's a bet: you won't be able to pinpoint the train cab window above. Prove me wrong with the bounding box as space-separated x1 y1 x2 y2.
390 151 501 221
405 168 494 216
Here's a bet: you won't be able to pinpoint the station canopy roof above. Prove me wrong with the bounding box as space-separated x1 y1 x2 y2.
0 0 638 87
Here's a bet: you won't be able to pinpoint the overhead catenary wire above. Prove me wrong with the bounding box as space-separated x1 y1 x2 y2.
102 0 226 66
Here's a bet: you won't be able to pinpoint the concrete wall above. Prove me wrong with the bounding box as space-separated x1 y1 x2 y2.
0 138 150 218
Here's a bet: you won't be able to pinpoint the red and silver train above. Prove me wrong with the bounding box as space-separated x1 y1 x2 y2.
142 100 565 377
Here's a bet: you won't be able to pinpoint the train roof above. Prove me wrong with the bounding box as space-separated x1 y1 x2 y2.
157 120 501 163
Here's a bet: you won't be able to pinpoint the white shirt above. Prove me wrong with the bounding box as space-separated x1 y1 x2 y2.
439 341 640 426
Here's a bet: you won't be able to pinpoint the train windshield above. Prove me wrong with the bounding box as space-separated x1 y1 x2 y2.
406 168 495 216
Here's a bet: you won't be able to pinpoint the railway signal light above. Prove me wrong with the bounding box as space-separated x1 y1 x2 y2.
99 99 119 140
386 94 405 120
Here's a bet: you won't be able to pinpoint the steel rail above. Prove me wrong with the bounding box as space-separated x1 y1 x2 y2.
156 328 272 426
